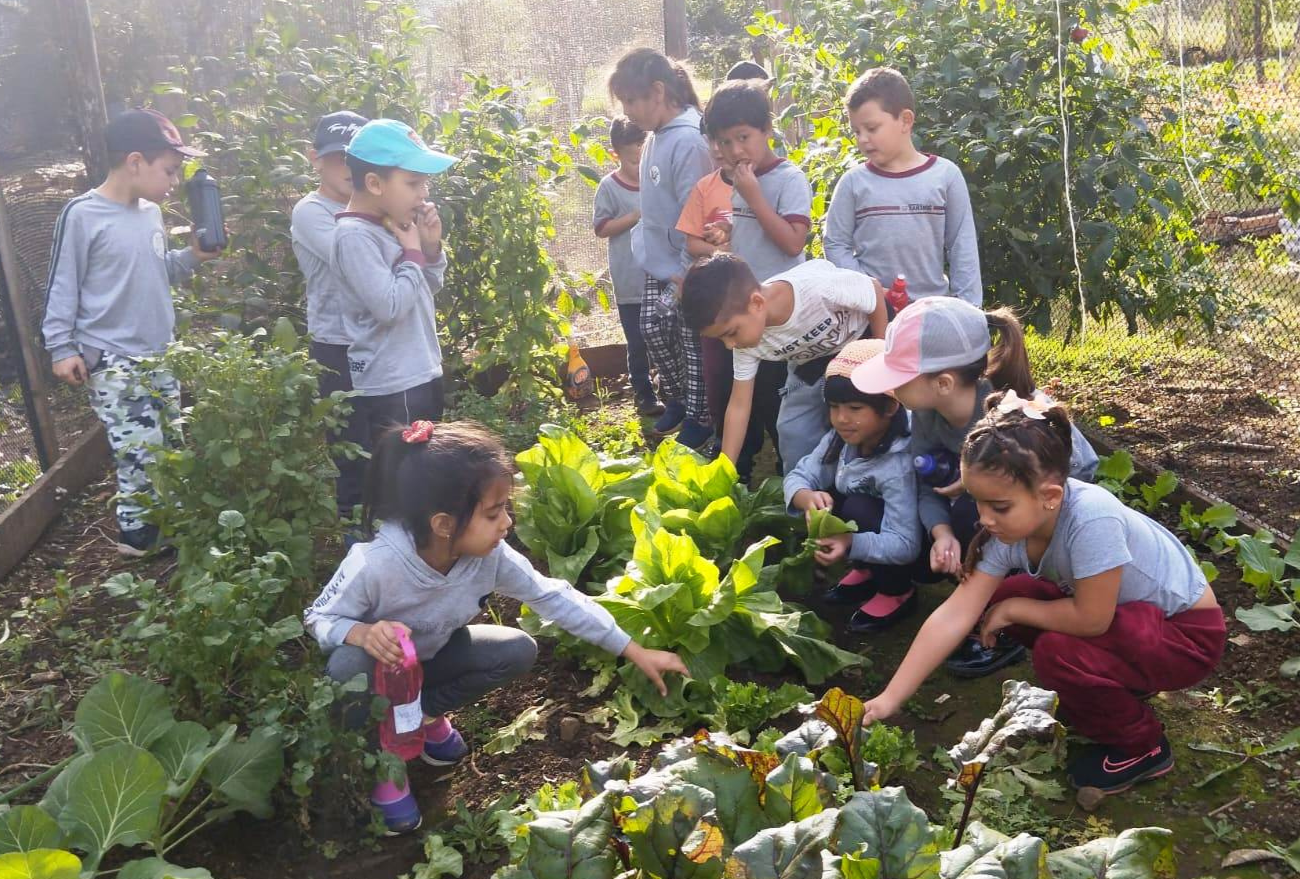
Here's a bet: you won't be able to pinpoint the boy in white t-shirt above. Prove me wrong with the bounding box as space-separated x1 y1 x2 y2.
680 253 887 471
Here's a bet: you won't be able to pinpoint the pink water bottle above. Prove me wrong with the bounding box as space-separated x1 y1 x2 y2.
376 629 425 760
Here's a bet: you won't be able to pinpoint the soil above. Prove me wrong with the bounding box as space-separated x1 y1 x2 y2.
3 456 1299 877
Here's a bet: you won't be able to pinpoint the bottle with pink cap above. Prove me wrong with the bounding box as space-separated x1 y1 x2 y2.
375 628 426 760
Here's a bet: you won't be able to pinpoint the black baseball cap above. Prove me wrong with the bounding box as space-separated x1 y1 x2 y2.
726 61 770 81
104 108 204 157
313 111 369 156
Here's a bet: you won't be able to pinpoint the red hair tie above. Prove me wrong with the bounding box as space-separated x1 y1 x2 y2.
401 420 436 444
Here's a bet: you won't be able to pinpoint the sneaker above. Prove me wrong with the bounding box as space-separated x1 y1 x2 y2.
943 632 1027 678
823 566 875 605
371 779 422 836
1067 736 1174 794
116 524 170 558
847 589 918 634
675 418 714 451
635 391 665 417
653 401 686 435
420 725 469 767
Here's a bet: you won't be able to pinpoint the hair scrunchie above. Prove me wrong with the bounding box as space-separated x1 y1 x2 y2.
401 420 436 444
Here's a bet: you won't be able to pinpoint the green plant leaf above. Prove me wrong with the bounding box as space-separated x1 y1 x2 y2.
506 791 618 879
1047 827 1175 879
806 509 858 540
831 789 940 879
149 722 211 785
0 849 82 879
0 808 63 855
116 858 215 879
201 728 283 819
403 834 464 879
38 755 89 818
73 672 176 753
725 809 838 879
1234 603 1298 632
621 783 724 879
1094 451 1134 487
484 701 556 756
59 743 167 868
762 753 835 826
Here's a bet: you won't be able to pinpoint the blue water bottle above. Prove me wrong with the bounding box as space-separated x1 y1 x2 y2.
914 450 960 487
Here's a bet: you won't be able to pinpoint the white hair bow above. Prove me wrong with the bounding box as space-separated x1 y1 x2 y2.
995 389 1050 420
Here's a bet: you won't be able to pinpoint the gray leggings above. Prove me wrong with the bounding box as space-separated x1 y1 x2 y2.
327 625 538 728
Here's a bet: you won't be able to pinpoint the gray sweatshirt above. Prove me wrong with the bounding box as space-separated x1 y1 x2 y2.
637 106 713 283
782 424 922 566
910 380 1100 533
290 191 349 345
42 191 200 362
305 521 632 660
822 156 982 306
331 212 447 396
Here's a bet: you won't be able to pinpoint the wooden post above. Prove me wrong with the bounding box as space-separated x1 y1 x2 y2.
52 0 109 186
664 0 688 59
0 189 60 469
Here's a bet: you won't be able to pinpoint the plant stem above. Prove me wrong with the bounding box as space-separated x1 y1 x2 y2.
162 814 220 858
161 791 215 846
0 753 76 804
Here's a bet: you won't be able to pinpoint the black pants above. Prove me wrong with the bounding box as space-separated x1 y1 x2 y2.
714 355 785 480
311 341 367 519
347 377 445 508
833 491 923 597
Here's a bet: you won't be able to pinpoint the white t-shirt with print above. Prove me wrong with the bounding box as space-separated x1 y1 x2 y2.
731 259 877 381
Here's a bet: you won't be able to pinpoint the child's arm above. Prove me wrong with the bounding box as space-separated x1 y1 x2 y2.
732 162 809 257
863 570 1004 723
822 173 860 271
334 227 429 325
867 285 887 339
596 210 640 239
849 465 923 567
43 203 89 385
719 375 756 464
305 553 381 655
684 232 718 259
943 169 983 306
981 567 1121 643
782 431 836 514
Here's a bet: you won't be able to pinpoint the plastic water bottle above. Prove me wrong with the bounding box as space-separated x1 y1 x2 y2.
376 629 425 760
914 450 960 487
564 339 595 401
886 274 909 314
185 168 227 252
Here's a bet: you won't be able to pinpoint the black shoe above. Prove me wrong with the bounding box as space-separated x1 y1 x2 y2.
823 567 876 605
116 524 170 558
653 401 686 435
675 418 714 451
943 633 1026 678
847 590 918 634
1067 736 1174 794
635 392 665 417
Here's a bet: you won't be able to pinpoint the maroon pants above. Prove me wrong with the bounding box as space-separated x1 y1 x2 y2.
990 574 1225 754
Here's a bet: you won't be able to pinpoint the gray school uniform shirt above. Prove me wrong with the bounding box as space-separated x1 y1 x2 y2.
331 212 447 397
729 158 812 284
42 191 200 363
976 479 1208 616
305 521 632 660
593 172 646 306
823 155 982 306
638 106 713 283
910 380 1100 534
290 191 349 345
782 426 922 566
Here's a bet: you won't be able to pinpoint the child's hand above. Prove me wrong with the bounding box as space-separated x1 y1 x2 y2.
353 620 410 667
795 489 834 514
702 220 732 247
732 161 760 200
622 641 690 697
813 533 852 566
930 532 963 577
860 692 901 726
979 601 1014 648
934 477 964 499
52 355 88 386
416 202 443 258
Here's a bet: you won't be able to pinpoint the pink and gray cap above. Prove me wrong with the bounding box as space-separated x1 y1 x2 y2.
850 297 991 394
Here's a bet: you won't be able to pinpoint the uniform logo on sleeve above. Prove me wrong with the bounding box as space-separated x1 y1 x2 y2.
151 230 166 258
650 165 661 186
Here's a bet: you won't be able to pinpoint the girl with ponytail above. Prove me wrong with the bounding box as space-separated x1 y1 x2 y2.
859 392 1224 800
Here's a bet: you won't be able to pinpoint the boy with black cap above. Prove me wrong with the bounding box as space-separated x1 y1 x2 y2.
291 110 369 518
332 118 457 447
43 108 224 556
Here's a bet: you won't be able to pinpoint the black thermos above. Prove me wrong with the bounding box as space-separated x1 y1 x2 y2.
185 168 227 252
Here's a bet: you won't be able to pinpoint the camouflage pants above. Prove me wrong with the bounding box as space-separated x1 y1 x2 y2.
86 352 179 533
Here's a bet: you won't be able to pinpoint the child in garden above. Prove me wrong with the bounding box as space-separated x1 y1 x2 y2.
305 420 688 834
42 108 224 556
291 110 368 518
850 296 1099 649
860 392 1225 797
783 339 922 632
593 116 662 417
823 67 983 307
609 48 714 449
679 252 887 476
332 118 454 448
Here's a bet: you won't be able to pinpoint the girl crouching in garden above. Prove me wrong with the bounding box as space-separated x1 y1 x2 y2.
305 420 687 834
860 391 1225 796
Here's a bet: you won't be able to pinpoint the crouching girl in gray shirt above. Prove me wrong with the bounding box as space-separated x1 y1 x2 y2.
306 421 687 834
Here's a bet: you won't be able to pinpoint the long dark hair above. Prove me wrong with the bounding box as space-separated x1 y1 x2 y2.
363 420 514 547
821 376 909 463
942 308 1035 398
960 390 1074 574
608 48 701 111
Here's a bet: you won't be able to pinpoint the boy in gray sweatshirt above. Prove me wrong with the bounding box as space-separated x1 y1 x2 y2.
42 109 222 556
823 67 982 307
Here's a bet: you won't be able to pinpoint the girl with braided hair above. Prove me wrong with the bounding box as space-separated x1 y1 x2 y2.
860 391 1224 797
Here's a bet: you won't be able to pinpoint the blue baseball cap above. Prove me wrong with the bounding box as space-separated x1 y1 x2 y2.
345 119 457 174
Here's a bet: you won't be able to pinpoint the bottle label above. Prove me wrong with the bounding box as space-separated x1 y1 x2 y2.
393 697 423 734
